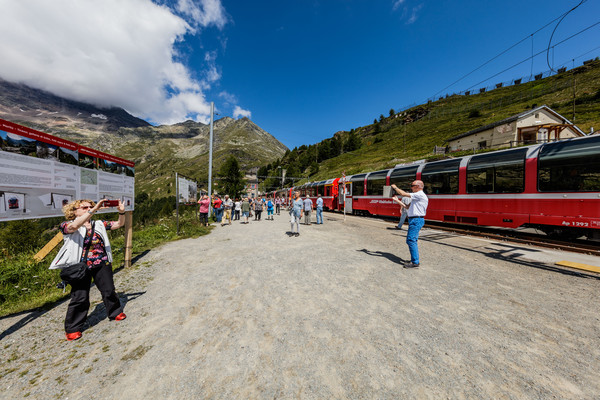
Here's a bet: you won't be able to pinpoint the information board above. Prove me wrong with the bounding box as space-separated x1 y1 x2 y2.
0 118 135 221
177 174 197 204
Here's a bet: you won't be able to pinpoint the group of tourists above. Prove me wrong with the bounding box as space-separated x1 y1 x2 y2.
198 194 289 225
288 192 324 237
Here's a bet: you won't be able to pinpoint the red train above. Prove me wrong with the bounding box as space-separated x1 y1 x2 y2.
271 134 600 240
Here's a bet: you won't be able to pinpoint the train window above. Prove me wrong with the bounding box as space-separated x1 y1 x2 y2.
538 135 600 192
350 174 366 196
421 159 460 194
467 149 526 193
318 181 326 196
389 166 419 192
366 170 389 195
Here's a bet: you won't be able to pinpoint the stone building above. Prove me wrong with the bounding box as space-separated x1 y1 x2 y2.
447 105 585 151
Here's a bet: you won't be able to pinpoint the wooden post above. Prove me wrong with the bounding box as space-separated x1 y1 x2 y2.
123 211 133 268
33 232 63 262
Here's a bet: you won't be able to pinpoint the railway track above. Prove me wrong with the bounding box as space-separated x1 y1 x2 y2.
328 212 600 257
423 221 600 257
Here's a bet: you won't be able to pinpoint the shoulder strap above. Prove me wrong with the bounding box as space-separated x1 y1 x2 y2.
81 221 95 262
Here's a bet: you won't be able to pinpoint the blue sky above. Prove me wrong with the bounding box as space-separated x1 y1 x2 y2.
0 0 598 150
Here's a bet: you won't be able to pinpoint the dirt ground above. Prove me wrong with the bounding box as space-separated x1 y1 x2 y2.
2 212 600 399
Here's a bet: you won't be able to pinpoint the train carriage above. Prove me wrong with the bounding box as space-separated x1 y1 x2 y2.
287 135 600 239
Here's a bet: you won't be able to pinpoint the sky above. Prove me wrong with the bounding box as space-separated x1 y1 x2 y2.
0 0 598 149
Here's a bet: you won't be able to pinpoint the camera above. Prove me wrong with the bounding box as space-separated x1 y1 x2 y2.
103 199 120 207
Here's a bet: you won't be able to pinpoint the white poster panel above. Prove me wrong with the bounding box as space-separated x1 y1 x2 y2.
0 118 135 221
177 175 197 204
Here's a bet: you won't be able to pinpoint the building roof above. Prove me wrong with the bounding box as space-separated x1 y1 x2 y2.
447 105 585 142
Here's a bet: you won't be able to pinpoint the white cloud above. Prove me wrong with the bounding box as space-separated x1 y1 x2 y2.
233 106 251 119
176 0 227 29
218 91 238 105
0 0 229 125
202 51 221 86
407 5 423 24
392 1 422 24
392 0 405 11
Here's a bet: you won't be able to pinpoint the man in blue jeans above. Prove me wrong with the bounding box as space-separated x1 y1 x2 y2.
315 194 324 224
391 180 428 268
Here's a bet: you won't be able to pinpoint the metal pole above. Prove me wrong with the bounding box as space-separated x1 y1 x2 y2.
208 102 214 219
175 172 180 235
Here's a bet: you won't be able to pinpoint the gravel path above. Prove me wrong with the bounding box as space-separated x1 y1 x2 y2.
2 212 600 399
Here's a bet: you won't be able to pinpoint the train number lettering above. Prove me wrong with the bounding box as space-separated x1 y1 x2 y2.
563 221 589 227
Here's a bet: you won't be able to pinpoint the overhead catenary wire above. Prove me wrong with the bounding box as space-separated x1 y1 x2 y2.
546 0 587 72
431 0 591 99
466 20 600 91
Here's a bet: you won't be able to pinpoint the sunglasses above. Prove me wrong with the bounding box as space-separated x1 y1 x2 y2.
411 184 419 187
78 205 92 210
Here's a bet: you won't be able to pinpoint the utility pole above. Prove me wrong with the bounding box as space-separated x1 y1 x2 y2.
208 102 214 218
572 59 576 123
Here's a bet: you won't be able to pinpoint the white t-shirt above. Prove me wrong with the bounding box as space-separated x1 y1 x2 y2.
407 190 428 217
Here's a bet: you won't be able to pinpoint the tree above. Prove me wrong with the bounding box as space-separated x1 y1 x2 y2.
344 130 362 152
317 140 330 162
330 136 342 156
218 156 246 198
257 166 269 180
389 108 395 117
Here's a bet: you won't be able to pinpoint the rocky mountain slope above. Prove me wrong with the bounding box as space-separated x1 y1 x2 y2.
0 78 288 195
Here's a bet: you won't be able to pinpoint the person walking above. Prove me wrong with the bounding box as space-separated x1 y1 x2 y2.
266 197 274 220
315 194 324 224
198 194 210 226
391 180 428 268
303 195 313 225
234 198 241 221
241 197 250 224
222 195 233 226
212 195 223 223
253 196 263 220
289 191 303 236
275 196 282 215
50 199 127 341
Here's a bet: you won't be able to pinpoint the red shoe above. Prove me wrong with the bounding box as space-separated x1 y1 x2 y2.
114 312 127 321
65 331 82 341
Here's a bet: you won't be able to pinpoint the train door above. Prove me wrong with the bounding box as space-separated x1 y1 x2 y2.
339 182 352 213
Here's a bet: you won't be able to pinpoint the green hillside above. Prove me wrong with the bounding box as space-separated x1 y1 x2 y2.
259 60 600 189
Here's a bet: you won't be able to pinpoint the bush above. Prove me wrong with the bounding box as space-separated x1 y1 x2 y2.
468 109 481 118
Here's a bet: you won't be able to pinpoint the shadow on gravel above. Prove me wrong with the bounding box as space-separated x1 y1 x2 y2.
420 235 600 280
358 248 407 264
85 291 146 330
0 298 70 341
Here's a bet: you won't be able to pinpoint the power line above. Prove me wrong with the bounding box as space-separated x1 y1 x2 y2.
431 1 590 98
546 0 587 72
466 19 600 90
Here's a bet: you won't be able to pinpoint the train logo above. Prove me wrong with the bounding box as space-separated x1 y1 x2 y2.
8 197 19 209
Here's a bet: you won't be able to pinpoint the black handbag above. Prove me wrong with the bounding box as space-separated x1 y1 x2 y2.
60 222 95 284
